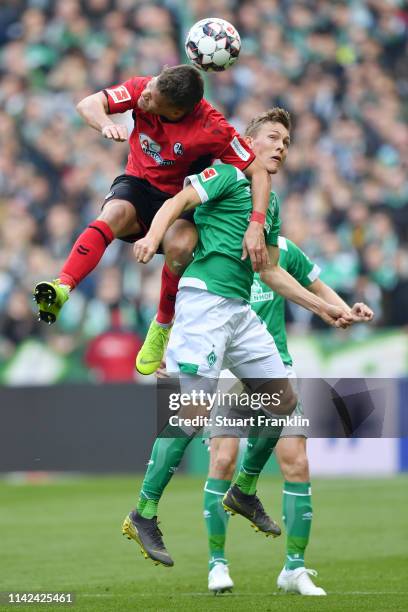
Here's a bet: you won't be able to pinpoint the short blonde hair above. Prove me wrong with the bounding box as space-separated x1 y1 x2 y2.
245 107 291 138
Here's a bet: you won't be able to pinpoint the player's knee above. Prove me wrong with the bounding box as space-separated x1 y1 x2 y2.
212 450 236 479
279 387 298 417
165 235 195 268
163 222 197 269
98 200 134 235
255 378 297 417
280 451 309 482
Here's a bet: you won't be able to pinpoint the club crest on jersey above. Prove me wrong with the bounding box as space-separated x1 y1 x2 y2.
173 142 184 156
200 168 218 181
139 133 175 167
106 85 131 103
207 350 217 367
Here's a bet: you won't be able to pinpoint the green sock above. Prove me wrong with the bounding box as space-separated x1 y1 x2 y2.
203 478 231 569
235 427 282 495
138 497 159 520
234 468 259 495
137 496 148 515
137 429 194 519
283 481 312 570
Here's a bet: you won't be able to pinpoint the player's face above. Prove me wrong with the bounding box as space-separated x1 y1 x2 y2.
138 77 185 120
247 122 290 174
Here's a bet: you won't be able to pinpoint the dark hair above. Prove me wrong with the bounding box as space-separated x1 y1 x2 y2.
157 65 204 112
245 107 291 137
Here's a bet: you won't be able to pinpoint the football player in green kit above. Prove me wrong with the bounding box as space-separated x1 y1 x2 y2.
122 109 361 584
206 233 372 595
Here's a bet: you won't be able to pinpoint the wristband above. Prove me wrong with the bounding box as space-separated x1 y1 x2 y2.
250 211 266 225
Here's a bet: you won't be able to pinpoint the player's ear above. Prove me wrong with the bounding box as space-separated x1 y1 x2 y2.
244 135 253 149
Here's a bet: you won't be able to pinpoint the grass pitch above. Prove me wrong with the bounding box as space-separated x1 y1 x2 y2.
0 475 407 611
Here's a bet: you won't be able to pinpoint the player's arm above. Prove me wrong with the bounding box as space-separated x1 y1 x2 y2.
242 158 271 271
76 90 129 141
210 110 269 272
307 279 374 322
134 185 201 263
260 246 353 328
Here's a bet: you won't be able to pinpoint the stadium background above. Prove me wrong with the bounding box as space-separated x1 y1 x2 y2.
0 2 407 609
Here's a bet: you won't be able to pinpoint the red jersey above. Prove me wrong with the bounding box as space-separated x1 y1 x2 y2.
103 76 255 195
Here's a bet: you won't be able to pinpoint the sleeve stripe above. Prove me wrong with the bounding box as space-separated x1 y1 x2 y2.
235 167 246 181
236 155 254 172
308 264 321 282
102 89 111 113
184 174 208 203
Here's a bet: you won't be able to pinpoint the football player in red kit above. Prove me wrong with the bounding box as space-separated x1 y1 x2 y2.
34 65 271 374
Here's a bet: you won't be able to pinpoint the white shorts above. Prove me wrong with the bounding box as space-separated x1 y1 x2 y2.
166 287 287 380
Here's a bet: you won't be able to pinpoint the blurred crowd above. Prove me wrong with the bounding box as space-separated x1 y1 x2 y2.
0 0 407 381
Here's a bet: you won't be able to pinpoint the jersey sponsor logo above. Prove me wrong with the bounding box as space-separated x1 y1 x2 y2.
230 136 251 161
140 133 161 153
200 167 218 181
173 142 184 156
106 85 131 103
139 133 175 167
250 279 274 304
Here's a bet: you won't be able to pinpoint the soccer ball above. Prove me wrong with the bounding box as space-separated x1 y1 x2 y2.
185 18 241 72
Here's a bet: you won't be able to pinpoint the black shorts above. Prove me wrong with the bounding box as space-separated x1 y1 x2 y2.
102 174 195 244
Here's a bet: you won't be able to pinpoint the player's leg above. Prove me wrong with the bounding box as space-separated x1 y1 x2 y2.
136 218 197 374
205 437 239 593
229 386 292 505
124 373 216 567
123 421 197 567
34 198 138 323
278 436 311 571
123 365 216 567
61 196 140 286
160 218 198 322
125 287 231 565
222 309 295 534
275 436 326 596
34 174 143 323
223 419 283 537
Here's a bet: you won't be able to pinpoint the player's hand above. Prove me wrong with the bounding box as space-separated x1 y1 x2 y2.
350 302 374 322
134 235 159 263
156 360 169 379
101 123 128 142
319 303 354 328
242 222 270 271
